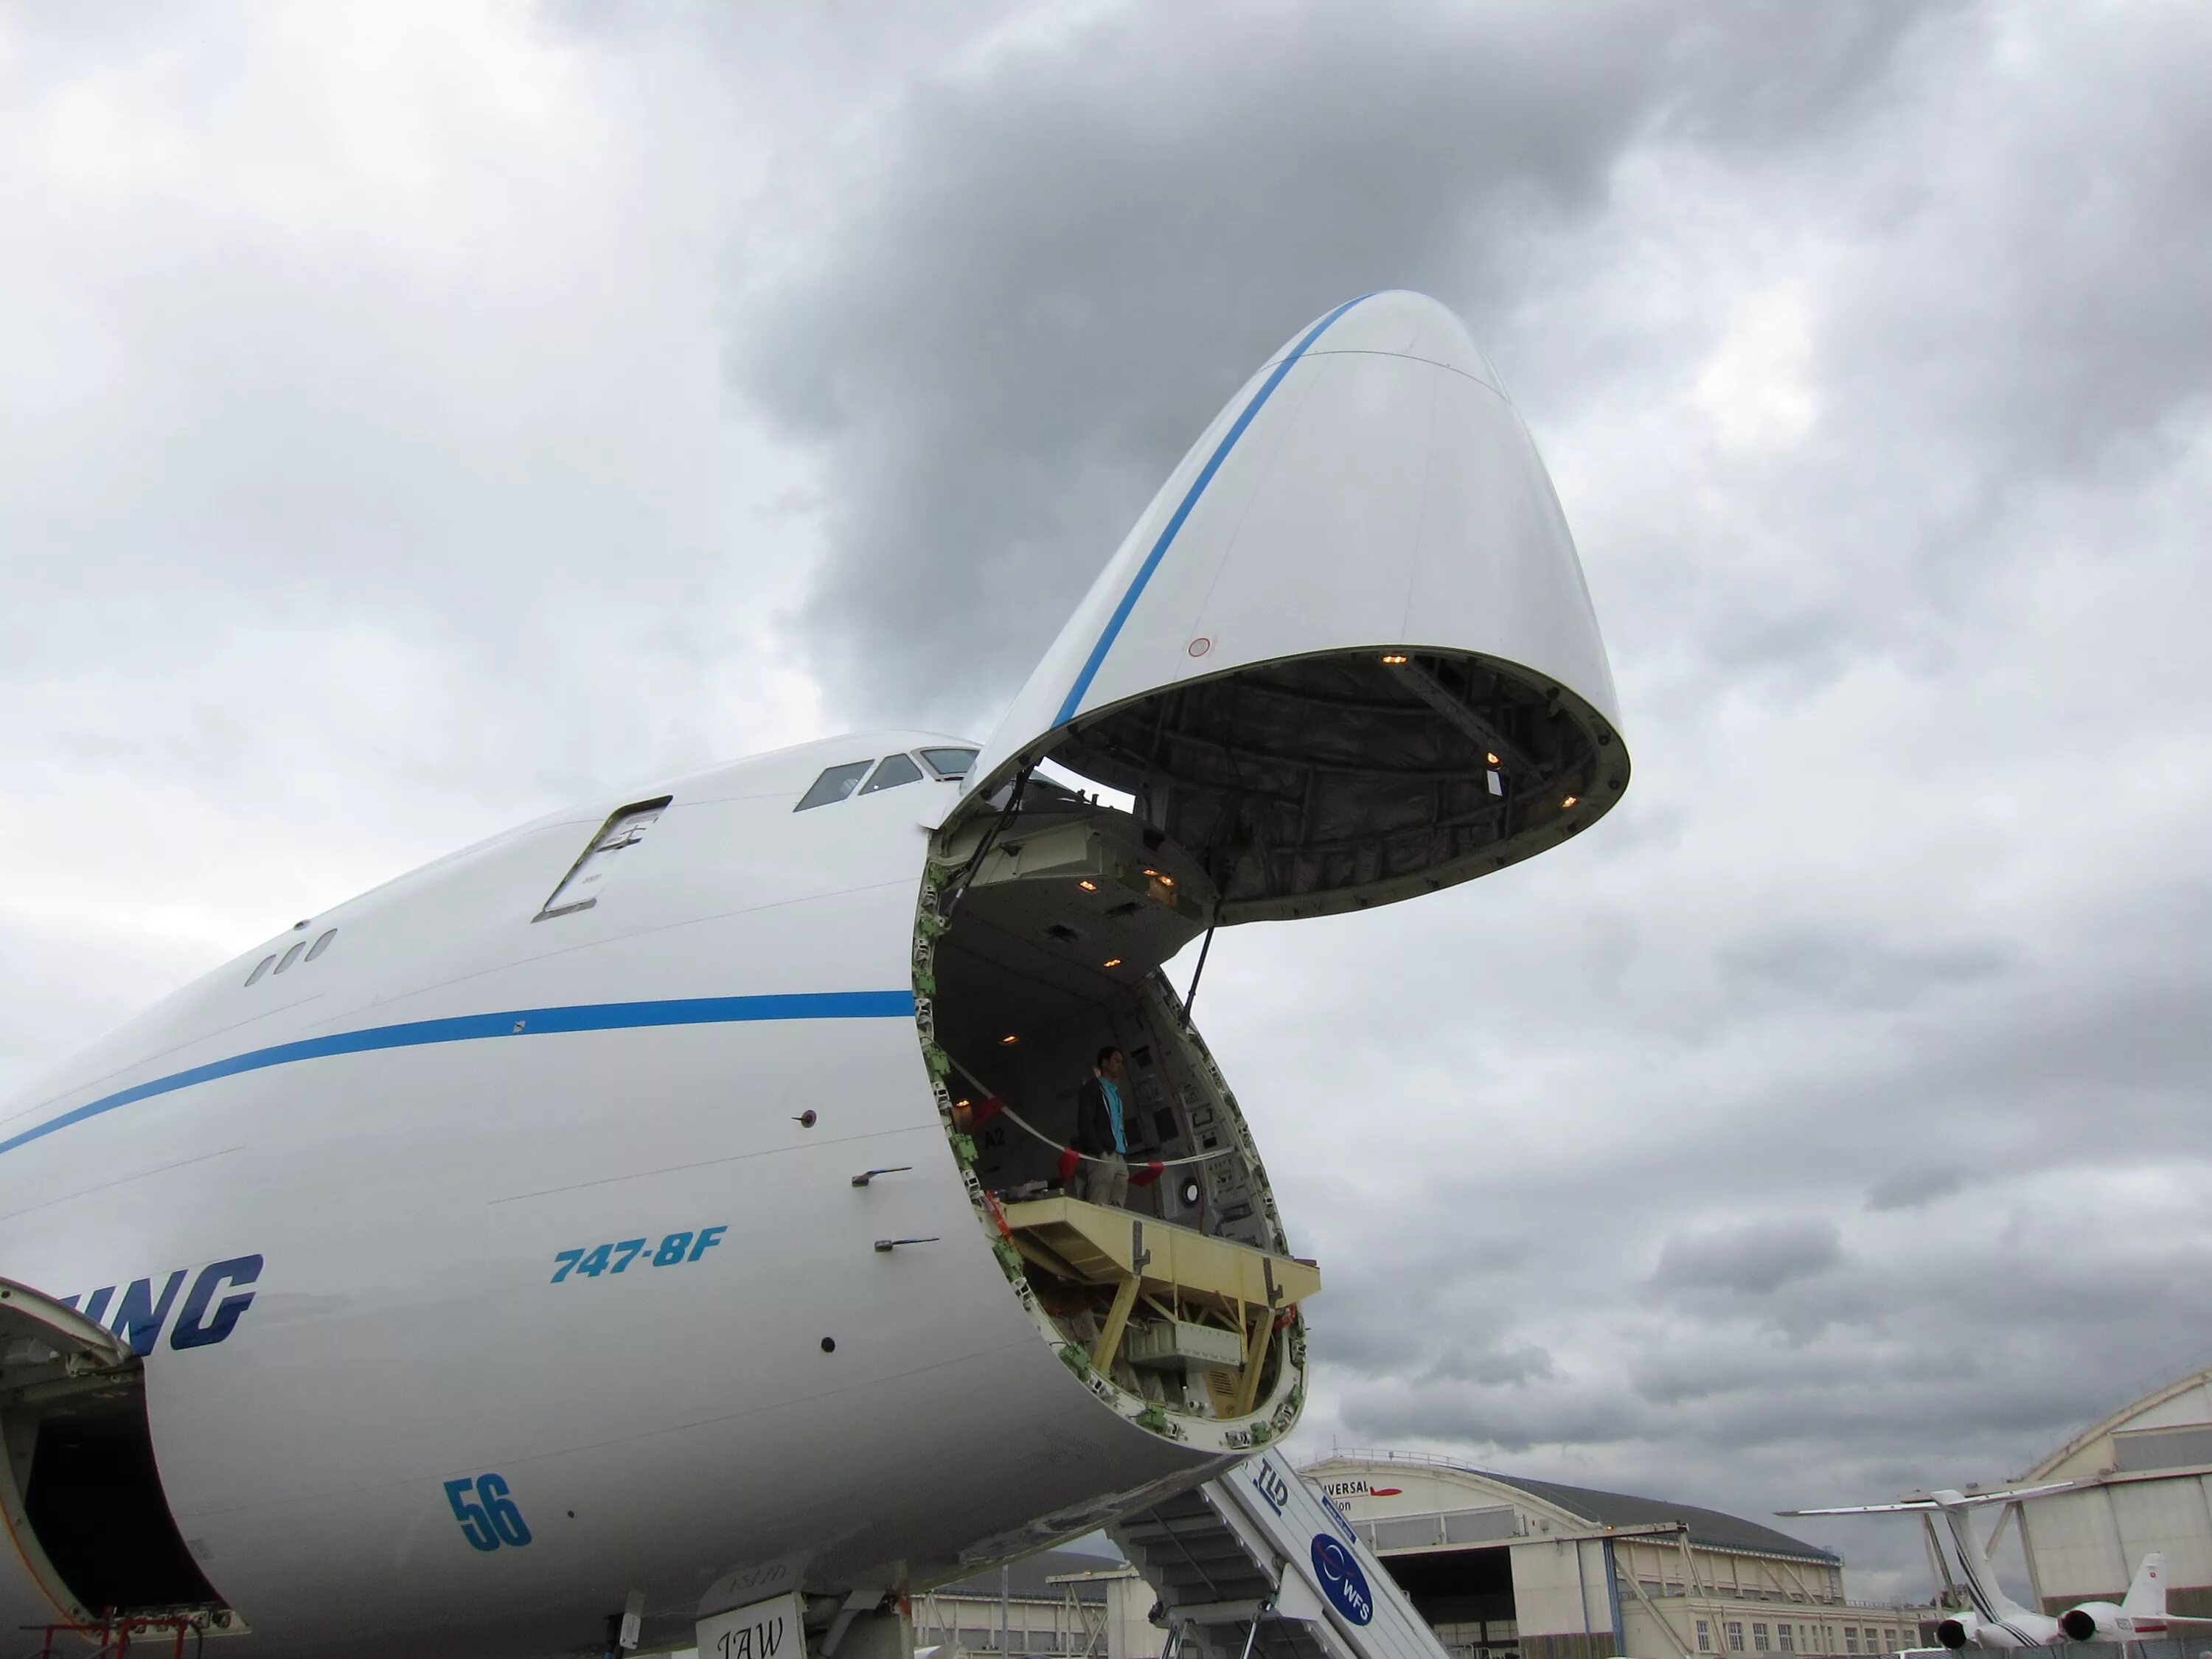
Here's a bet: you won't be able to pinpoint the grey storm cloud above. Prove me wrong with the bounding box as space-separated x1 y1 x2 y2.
8 0 2212 1607
1717 928 2010 1015
1652 1220 1846 1296
725 0 1946 727
726 0 2212 1593
1865 1164 1968 1213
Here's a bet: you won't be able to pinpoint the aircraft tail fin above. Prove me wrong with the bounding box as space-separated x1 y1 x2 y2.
2123 1554 2168 1619
1779 1482 2083 1630
1930 1492 2036 1624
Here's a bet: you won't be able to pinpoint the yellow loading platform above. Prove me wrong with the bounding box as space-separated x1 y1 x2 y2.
1001 1196 1321 1418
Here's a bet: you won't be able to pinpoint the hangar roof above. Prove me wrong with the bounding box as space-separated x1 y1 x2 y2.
1484 1470 1838 1564
2023 1363 2212 1484
1303 1453 1837 1565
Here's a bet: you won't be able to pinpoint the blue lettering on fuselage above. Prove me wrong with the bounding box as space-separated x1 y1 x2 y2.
60 1253 263 1355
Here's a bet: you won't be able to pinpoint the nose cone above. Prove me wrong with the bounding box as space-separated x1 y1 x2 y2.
1260 288 1509 398
957 289 1627 923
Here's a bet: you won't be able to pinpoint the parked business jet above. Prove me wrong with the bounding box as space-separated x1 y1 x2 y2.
1786 1489 2212 1649
0 291 1629 1656
2057 1553 2212 1646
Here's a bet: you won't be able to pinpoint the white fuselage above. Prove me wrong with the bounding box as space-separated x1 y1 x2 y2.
0 732 1223 1655
1937 1611 2063 1651
0 286 1636 1658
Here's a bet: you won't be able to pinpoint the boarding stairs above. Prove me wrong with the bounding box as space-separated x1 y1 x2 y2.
1110 1451 1452 1659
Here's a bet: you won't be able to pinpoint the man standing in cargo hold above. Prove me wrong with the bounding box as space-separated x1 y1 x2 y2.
1074 1047 1131 1207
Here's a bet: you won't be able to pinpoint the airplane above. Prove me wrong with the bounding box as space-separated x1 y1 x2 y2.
0 289 1630 1657
2056 1553 2212 1646
1784 1489 2212 1649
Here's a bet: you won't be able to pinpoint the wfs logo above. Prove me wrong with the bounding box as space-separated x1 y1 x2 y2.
1310 1534 1374 1626
62 1253 263 1356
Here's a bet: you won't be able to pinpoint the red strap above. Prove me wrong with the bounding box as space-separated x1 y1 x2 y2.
1055 1147 1082 1184
968 1096 1005 1128
1130 1161 1166 1188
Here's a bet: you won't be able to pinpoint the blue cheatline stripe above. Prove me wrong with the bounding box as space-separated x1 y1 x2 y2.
1050 292 1375 730
0 990 917 1160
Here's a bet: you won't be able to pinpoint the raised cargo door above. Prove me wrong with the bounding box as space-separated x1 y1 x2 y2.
949 290 1630 924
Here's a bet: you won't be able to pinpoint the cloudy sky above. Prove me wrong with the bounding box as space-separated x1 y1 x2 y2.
7 0 2211 1600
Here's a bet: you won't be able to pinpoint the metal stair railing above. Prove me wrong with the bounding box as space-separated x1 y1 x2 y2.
1111 1453 1456 1659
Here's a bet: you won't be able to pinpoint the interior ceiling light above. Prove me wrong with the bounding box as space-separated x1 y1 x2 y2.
1380 652 1410 665
1486 752 1501 766
1157 874 1175 887
1561 795 1578 809
1103 958 1122 968
956 1098 970 1108
1077 879 1098 891
999 1034 1019 1046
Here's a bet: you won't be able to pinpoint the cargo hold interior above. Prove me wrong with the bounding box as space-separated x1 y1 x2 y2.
921 776 1315 1425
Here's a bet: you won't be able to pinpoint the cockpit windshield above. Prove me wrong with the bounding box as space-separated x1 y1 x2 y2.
858 753 923 794
794 761 872 811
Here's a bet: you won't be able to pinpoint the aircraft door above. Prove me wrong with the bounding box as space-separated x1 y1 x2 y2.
0 1278 229 1638
950 289 1629 923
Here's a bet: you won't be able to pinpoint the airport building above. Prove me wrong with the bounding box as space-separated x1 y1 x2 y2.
1303 1453 1933 1659
1998 1366 2212 1617
906 1458 1935 1659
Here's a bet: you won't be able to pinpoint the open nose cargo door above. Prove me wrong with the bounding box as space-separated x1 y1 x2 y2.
948 289 1628 921
914 291 1630 1455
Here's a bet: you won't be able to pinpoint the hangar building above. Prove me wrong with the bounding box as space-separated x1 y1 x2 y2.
1303 1453 1933 1659
2000 1366 2212 1617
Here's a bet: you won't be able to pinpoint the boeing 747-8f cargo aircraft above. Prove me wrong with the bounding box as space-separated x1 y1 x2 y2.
0 291 1628 1657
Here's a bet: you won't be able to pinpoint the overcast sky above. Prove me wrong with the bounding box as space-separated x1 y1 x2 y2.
7 1 2211 1602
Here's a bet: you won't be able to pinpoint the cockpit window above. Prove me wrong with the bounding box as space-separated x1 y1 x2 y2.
795 761 873 812
919 747 978 779
858 753 923 795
